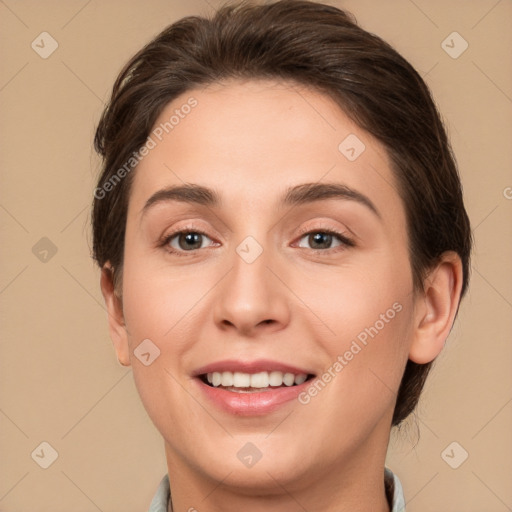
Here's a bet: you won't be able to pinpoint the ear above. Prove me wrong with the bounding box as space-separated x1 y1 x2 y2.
100 263 131 367
409 251 464 364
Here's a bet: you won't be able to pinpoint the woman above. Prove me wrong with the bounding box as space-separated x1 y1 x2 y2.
91 1 472 510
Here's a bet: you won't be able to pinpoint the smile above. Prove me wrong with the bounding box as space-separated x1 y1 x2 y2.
193 360 316 415
202 370 311 391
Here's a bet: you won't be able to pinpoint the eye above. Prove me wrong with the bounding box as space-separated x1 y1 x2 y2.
295 229 354 251
162 228 216 256
159 226 354 257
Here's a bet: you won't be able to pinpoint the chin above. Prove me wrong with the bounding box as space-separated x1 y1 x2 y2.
187 437 312 491
205 459 306 494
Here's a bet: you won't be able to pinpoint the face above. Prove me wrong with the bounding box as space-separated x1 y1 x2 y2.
110 79 420 492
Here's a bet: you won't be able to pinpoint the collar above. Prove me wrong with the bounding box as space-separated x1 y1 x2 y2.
148 467 406 511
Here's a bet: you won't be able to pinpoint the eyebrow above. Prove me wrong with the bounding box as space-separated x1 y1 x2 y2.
141 182 380 218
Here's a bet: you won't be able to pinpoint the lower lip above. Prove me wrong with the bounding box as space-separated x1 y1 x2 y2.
195 377 312 416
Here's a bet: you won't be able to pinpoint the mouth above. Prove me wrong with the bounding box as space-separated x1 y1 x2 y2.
193 361 317 415
199 370 316 393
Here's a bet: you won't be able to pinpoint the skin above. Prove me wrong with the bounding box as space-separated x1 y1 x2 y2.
100 79 463 512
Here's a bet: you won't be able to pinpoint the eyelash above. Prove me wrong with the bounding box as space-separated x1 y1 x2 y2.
159 224 355 257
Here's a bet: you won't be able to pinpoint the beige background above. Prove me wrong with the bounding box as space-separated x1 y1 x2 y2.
1 0 511 511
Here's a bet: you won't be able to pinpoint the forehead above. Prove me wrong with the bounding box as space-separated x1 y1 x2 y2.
128 79 404 223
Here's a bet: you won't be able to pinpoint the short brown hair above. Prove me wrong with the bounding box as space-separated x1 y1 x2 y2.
92 0 472 426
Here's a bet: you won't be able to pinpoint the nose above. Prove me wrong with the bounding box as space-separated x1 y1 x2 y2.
213 240 291 337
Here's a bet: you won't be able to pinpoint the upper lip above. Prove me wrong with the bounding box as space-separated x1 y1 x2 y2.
192 359 315 377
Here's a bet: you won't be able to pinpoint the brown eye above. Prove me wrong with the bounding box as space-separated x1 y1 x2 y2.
306 232 334 249
177 232 203 250
297 230 352 250
165 231 214 253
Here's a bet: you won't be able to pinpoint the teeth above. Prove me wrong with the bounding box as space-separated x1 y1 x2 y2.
212 372 222 387
294 373 307 385
283 373 295 386
205 371 308 388
269 371 283 386
221 371 233 386
233 372 251 387
250 372 268 388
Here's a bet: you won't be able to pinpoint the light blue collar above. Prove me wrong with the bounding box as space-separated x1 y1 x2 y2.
147 473 170 512
386 467 406 511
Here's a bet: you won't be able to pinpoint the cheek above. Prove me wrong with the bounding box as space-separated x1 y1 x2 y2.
298 254 411 349
120 239 209 346
333 293 413 409
120 261 201 441
299 299 413 446
297 254 414 405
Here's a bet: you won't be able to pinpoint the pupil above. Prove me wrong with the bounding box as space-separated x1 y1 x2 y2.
180 233 202 250
310 232 331 249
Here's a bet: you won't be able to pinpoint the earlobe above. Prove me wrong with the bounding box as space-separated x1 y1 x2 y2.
100 263 131 367
409 251 464 364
